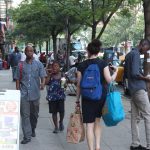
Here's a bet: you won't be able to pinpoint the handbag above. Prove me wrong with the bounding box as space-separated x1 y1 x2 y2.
66 104 85 144
102 82 125 126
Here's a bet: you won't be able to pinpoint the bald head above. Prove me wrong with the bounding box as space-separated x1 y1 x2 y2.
139 39 150 54
25 45 34 60
25 45 33 52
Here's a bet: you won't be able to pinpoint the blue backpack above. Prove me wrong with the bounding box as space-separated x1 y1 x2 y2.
80 64 102 101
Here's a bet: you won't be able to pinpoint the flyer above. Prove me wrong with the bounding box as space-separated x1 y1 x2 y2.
0 90 20 150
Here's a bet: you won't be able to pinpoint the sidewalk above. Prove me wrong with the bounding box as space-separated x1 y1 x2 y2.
0 69 146 150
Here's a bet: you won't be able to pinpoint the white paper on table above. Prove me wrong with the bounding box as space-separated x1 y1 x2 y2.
0 90 20 150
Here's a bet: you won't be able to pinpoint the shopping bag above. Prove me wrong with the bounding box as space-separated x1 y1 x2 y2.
66 105 85 143
102 82 125 126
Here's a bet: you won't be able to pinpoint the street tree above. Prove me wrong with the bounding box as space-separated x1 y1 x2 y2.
101 8 144 49
11 0 85 59
53 0 85 68
11 1 50 44
11 0 66 58
142 0 150 98
77 0 125 40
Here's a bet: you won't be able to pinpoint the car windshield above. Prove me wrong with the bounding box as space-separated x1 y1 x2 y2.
71 42 82 50
113 60 121 66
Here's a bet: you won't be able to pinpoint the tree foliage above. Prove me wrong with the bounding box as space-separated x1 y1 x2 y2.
101 8 144 47
11 0 86 57
10 0 144 51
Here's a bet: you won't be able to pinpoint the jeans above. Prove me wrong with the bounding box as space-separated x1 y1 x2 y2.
12 66 17 80
20 99 39 139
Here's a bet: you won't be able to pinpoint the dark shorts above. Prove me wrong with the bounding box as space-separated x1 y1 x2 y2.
48 100 65 113
81 98 105 123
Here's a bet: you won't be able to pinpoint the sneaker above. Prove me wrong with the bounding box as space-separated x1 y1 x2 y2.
130 145 146 150
53 128 59 134
21 138 31 144
59 123 64 131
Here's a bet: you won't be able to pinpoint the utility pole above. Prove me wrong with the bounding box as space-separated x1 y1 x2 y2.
143 0 150 99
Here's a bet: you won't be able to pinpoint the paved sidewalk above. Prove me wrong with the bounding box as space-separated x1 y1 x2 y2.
0 70 146 150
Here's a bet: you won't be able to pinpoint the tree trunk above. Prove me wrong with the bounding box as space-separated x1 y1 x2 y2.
143 0 150 38
46 40 48 55
49 37 51 51
39 44 41 53
91 0 96 41
66 17 71 71
91 23 97 40
52 34 57 60
143 0 150 99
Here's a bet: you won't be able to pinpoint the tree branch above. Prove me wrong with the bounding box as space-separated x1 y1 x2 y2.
96 0 124 39
70 25 82 35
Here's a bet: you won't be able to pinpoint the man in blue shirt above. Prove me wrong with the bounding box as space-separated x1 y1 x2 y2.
125 39 150 150
15 45 46 144
9 47 21 81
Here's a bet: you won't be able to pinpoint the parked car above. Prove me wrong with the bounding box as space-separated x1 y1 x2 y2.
112 55 124 84
115 65 124 84
72 50 87 62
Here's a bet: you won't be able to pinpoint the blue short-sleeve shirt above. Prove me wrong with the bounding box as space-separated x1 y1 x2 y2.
15 59 47 101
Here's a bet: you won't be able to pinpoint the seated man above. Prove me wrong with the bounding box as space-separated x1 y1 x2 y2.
65 67 77 95
69 54 77 68
65 67 77 83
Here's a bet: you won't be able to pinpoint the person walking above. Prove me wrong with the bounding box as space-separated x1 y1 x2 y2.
46 61 66 134
15 45 46 144
76 39 118 150
9 47 21 81
124 39 150 150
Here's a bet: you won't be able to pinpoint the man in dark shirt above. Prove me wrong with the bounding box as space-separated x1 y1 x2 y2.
125 39 150 150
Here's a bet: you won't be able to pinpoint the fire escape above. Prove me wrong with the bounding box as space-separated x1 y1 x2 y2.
0 0 12 59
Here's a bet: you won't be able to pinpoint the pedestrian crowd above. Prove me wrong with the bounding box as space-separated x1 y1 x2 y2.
4 38 150 150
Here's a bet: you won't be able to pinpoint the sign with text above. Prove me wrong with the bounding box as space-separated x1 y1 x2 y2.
0 90 20 150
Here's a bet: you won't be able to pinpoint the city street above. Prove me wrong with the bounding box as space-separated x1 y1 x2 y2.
0 69 147 150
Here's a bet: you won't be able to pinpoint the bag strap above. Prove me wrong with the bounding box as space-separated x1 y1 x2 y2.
19 62 23 81
75 101 81 114
49 73 62 86
108 82 117 93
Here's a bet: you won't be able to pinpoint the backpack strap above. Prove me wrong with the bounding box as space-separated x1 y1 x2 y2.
19 62 23 81
49 73 61 84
